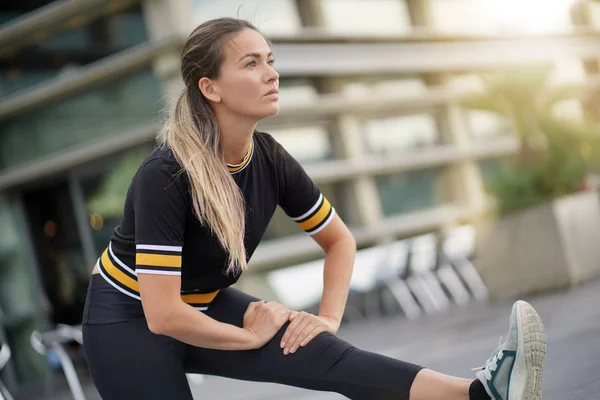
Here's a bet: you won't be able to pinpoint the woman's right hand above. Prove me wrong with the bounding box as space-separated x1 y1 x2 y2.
243 300 291 349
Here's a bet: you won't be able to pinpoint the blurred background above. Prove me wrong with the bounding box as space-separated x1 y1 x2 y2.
1 0 600 399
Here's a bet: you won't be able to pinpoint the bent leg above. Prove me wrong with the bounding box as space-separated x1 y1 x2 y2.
184 288 424 399
83 318 193 400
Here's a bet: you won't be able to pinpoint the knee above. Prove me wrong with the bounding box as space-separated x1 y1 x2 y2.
304 332 355 360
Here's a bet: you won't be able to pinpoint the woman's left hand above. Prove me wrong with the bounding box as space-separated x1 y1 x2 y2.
280 312 340 355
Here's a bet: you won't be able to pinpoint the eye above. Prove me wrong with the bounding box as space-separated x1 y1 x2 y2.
245 60 257 68
268 59 275 66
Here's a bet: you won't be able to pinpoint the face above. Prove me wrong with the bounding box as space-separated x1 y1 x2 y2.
206 28 280 120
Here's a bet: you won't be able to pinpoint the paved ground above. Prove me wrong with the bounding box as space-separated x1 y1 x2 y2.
16 276 600 399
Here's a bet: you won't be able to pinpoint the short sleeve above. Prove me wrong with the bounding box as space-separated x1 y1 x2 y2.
133 159 187 276
277 145 335 235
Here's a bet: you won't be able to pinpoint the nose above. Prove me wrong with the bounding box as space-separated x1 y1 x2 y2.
264 64 279 85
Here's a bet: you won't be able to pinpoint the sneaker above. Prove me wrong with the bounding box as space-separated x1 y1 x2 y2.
475 300 547 400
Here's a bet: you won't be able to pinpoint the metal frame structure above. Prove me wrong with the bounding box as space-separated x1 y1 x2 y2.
0 0 141 56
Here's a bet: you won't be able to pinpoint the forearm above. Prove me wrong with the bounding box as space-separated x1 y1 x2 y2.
154 302 255 351
319 236 356 326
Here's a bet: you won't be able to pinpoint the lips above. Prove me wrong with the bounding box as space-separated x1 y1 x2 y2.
265 89 279 96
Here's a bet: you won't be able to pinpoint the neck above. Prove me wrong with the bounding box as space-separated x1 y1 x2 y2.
214 108 256 165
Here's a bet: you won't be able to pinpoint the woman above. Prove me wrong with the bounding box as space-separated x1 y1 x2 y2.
82 18 546 400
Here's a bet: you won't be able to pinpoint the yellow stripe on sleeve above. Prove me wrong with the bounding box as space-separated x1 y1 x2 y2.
136 253 182 268
297 198 332 232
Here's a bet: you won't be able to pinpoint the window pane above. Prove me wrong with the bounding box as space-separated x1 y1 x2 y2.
363 114 439 155
0 4 148 97
322 0 411 34
430 0 573 35
192 0 301 35
376 168 445 216
270 126 334 163
0 70 163 171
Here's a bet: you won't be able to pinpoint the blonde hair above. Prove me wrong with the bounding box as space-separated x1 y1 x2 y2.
157 18 261 275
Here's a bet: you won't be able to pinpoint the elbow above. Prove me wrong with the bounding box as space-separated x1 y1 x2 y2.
147 315 169 336
146 310 176 336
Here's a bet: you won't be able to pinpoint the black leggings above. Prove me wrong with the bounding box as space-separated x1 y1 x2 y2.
82 274 424 400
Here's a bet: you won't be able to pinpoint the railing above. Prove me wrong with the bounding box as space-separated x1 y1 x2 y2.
0 36 183 121
2 29 600 121
0 86 520 192
0 0 141 55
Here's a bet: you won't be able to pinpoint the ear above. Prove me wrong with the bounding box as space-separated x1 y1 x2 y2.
198 77 222 103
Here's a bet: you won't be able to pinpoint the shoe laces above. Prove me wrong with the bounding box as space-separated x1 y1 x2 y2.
480 350 504 380
471 336 504 380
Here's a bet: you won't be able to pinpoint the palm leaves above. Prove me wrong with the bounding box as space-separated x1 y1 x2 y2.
461 66 600 215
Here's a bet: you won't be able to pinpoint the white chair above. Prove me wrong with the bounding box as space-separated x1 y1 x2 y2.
374 240 423 320
268 255 375 321
0 341 14 400
30 324 86 400
442 225 488 301
405 234 451 314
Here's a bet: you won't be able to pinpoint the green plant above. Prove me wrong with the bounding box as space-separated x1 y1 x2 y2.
87 148 151 217
462 67 600 215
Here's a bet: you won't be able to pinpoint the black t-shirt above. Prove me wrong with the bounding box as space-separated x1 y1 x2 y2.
96 131 335 309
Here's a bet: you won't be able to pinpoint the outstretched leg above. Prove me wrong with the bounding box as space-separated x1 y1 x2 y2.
183 287 512 400
474 301 546 400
